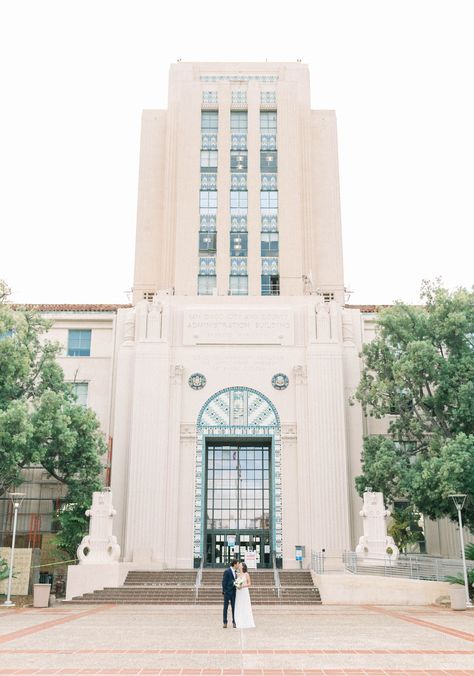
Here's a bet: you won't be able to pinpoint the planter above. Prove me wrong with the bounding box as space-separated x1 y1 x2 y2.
33 583 51 608
449 584 467 611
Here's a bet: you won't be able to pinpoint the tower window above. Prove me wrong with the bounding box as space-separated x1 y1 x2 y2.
261 275 280 296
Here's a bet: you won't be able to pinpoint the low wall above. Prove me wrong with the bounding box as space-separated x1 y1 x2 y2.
0 548 32 596
66 563 128 600
312 571 450 605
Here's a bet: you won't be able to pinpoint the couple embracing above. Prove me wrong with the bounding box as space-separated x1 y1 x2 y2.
221 559 255 629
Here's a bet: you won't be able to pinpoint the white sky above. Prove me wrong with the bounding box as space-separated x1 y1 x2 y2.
1 0 472 305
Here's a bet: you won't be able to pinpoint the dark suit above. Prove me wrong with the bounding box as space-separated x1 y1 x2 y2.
222 566 236 624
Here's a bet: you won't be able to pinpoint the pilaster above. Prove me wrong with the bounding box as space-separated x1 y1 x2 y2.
306 302 351 555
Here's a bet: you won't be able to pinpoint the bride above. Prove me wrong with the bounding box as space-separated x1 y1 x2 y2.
235 563 255 629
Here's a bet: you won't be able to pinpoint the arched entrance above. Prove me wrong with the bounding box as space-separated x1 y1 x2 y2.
194 387 282 568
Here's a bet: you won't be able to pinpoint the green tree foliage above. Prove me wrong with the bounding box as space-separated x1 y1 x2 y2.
387 505 424 553
0 283 104 556
355 281 474 530
0 557 10 581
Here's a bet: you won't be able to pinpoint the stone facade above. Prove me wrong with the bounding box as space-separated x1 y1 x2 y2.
2 63 472 569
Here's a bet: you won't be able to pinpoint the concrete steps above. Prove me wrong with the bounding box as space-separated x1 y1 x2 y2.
68 569 322 605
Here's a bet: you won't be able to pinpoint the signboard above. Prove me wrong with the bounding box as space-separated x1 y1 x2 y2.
244 550 257 569
226 535 236 548
295 545 305 562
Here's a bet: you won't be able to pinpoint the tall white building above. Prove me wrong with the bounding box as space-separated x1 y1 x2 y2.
2 63 466 570
110 62 366 569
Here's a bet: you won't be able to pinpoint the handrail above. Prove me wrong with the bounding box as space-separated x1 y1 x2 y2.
195 558 204 601
272 552 281 598
342 550 474 581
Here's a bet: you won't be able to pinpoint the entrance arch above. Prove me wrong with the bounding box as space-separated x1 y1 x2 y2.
194 387 282 567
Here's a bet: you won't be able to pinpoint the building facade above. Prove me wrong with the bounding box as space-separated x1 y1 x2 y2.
2 63 469 568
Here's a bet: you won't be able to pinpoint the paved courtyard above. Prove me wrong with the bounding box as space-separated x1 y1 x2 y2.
0 603 473 675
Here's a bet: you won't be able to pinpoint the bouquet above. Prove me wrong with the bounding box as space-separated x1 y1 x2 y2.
234 577 244 589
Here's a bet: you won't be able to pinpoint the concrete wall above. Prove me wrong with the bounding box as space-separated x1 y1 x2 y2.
312 572 451 606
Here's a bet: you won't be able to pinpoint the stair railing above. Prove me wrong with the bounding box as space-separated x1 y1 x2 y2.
195 558 204 601
272 552 281 599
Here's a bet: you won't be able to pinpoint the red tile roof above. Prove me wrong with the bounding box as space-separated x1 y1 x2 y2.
11 304 132 312
10 303 388 314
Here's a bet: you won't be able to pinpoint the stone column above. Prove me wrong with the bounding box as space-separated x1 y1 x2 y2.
305 302 351 558
110 308 136 549
292 365 312 566
164 365 184 568
176 424 197 569
123 338 171 565
281 422 300 569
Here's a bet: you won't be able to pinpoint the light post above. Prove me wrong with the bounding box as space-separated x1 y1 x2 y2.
449 494 473 608
2 492 25 607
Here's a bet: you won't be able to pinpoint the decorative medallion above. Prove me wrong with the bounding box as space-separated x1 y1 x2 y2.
188 373 206 390
272 373 289 390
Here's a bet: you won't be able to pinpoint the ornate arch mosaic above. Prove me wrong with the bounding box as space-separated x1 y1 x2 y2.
194 386 282 562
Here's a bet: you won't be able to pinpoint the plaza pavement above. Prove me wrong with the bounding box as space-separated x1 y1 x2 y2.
0 603 473 675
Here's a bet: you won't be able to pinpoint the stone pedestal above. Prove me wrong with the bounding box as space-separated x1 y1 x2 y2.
65 491 121 601
355 491 399 563
76 490 120 564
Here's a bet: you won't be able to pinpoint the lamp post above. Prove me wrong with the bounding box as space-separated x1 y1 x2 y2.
2 492 25 607
449 494 473 608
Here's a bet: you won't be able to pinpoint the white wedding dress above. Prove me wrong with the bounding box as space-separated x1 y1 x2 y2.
235 573 255 629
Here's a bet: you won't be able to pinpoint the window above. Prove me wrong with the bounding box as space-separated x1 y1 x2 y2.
201 111 218 130
67 330 91 357
200 191 218 209
230 233 248 257
261 232 279 256
199 232 217 253
229 275 248 295
230 191 248 210
261 275 280 296
71 382 88 407
231 111 248 131
198 275 217 295
230 151 247 172
260 191 278 210
260 151 277 172
260 111 277 131
200 151 218 172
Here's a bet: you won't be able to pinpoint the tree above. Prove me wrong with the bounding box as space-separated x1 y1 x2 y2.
354 281 474 531
0 283 104 557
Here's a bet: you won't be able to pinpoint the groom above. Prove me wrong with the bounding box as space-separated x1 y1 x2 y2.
221 559 239 628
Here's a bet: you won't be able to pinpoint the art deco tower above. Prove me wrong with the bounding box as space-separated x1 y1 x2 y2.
133 62 345 303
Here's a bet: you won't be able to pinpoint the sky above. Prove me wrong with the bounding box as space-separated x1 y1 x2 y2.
0 0 472 306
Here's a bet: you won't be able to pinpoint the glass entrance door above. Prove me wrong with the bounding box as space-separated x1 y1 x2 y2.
204 441 272 568
206 531 271 567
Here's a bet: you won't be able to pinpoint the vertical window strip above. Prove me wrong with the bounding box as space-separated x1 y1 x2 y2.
230 111 248 295
260 112 279 295
199 111 218 295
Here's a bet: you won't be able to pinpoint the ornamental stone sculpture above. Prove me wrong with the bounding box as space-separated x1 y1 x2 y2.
77 490 121 564
355 490 399 563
